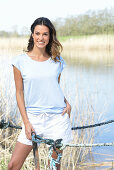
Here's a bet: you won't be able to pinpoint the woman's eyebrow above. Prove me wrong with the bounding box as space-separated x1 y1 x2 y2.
35 31 49 33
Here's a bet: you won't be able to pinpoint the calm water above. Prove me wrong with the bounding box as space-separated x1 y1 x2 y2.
62 61 114 166
0 55 114 168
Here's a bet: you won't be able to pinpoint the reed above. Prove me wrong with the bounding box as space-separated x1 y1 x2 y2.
62 35 114 65
0 55 95 170
0 35 114 65
62 35 114 50
0 35 114 51
0 36 110 169
0 99 95 170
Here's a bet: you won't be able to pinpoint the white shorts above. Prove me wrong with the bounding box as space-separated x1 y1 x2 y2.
17 112 73 146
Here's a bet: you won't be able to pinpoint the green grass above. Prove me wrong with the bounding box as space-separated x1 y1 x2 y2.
58 34 114 42
0 159 9 170
58 35 85 42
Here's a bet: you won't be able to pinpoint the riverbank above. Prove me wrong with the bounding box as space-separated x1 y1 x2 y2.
61 34 114 65
0 47 95 169
0 36 114 169
0 35 114 50
60 34 114 50
0 35 114 65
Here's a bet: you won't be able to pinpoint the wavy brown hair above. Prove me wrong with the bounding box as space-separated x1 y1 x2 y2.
26 17 63 62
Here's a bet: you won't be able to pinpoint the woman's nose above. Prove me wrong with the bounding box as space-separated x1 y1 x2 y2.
38 34 43 40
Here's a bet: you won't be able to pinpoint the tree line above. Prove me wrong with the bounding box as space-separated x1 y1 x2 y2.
54 8 114 36
0 8 114 37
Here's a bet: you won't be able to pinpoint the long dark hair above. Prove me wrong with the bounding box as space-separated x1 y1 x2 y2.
26 17 63 62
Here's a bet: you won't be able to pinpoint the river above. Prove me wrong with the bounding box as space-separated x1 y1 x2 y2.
61 59 114 168
0 54 114 169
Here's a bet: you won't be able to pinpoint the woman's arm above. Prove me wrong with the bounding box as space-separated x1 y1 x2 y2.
58 73 61 84
58 74 71 117
13 66 34 139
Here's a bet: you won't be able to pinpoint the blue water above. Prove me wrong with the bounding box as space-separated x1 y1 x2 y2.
62 63 114 164
1 57 114 166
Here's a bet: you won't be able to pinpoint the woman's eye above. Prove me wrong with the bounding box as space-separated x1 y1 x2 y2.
34 32 49 36
35 32 40 35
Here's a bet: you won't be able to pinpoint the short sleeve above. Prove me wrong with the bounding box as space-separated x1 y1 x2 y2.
11 55 21 71
60 56 66 73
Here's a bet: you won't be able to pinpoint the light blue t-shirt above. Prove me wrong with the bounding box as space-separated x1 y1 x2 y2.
12 53 66 114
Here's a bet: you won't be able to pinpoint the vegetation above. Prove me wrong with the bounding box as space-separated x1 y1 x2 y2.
0 47 95 169
55 8 114 37
0 8 114 168
0 35 114 66
61 34 114 66
0 8 113 37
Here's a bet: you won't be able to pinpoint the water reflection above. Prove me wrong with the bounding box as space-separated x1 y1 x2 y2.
61 57 114 167
0 50 114 168
62 49 114 67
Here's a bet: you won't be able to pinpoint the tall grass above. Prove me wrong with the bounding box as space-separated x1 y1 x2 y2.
0 35 114 51
62 35 114 50
0 88 95 170
0 35 114 65
62 34 114 65
0 36 110 169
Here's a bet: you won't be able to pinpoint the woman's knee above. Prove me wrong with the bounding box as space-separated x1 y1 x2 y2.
8 159 19 170
7 142 32 170
8 160 14 170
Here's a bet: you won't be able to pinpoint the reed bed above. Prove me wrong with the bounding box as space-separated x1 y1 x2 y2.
0 36 112 169
0 35 114 65
62 35 114 65
62 35 114 50
0 94 95 170
0 35 114 51
0 56 95 169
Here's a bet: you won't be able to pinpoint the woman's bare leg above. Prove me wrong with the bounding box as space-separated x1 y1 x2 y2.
7 141 40 170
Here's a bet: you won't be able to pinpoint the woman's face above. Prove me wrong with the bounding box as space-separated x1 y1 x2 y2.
32 25 50 49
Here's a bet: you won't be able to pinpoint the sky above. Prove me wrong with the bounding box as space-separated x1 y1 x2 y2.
0 0 114 32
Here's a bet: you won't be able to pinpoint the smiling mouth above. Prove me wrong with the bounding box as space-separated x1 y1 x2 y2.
38 41 45 44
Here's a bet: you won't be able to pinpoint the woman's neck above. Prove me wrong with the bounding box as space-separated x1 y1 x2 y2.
30 46 48 58
27 46 50 61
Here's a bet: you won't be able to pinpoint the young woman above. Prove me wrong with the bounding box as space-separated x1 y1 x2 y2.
8 17 72 170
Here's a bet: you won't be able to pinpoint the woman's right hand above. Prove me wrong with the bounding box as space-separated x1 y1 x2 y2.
25 121 35 140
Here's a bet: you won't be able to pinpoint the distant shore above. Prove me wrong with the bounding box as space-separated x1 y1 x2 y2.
0 35 114 65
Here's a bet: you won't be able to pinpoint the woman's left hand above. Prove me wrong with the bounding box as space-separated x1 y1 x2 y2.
62 101 71 118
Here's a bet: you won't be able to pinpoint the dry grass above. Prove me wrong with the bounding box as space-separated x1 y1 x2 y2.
62 35 114 65
0 36 113 169
62 35 114 50
0 35 114 65
0 37 27 51
79 161 114 168
0 67 95 169
0 113 95 170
